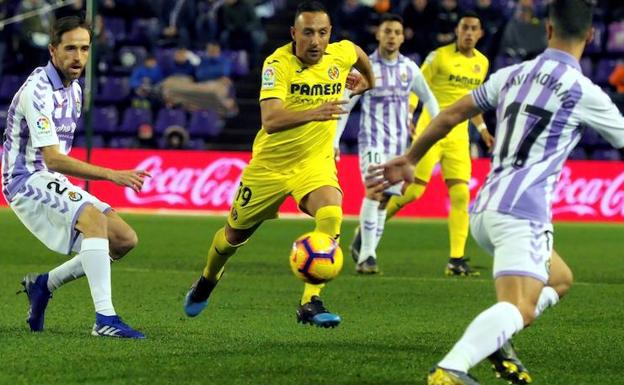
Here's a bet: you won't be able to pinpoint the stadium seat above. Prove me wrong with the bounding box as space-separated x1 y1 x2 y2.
92 106 119 135
154 107 187 134
0 75 23 102
103 17 126 42
580 57 593 77
593 59 617 86
568 146 587 160
126 18 158 45
188 109 224 139
607 21 624 53
96 76 130 104
108 137 135 148
73 134 105 148
223 50 250 77
591 148 621 160
119 107 153 136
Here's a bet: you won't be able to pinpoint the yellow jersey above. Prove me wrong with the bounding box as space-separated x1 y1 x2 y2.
417 43 489 140
253 40 358 170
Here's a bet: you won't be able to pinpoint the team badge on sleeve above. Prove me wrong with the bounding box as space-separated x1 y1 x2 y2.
35 117 51 133
262 67 276 89
67 191 83 202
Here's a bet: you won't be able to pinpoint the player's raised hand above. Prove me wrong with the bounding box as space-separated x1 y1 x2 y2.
110 170 151 192
369 155 415 186
311 100 349 121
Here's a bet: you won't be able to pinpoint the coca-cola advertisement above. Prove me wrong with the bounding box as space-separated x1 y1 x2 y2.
1 148 623 222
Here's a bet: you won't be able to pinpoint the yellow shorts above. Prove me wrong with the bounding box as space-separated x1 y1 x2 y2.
227 158 341 230
413 136 471 183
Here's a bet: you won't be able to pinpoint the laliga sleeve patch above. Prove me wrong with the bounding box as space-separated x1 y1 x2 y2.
35 117 51 133
262 67 276 89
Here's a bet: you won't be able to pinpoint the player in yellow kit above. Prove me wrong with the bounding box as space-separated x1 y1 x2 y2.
385 11 494 276
183 1 375 328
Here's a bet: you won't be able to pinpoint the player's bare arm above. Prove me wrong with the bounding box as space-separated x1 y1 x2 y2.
350 44 375 95
470 114 494 149
261 98 348 134
40 145 150 192
375 95 482 185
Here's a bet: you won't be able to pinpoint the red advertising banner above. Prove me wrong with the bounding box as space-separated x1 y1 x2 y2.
2 148 624 222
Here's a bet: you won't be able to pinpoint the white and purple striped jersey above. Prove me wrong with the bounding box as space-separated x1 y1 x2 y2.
471 48 624 223
337 50 439 155
1 62 82 202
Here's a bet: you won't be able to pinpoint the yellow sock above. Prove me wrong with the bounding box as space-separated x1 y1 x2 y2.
202 227 245 282
313 205 342 239
386 183 426 219
301 282 325 304
300 205 342 304
448 183 470 258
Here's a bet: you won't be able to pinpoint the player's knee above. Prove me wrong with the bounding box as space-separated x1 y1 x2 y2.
76 205 108 238
448 183 469 209
554 267 574 298
110 229 138 260
516 300 538 326
224 225 251 246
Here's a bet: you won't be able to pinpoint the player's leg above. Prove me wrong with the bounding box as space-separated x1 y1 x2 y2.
430 211 553 384
184 163 288 317
105 210 138 260
71 205 143 338
296 176 343 327
385 141 440 220
441 138 477 277
184 222 260 317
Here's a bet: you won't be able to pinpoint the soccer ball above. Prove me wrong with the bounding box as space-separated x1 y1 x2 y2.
289 232 344 284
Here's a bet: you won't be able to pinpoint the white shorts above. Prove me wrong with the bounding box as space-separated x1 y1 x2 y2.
470 210 553 283
10 171 111 255
359 147 402 196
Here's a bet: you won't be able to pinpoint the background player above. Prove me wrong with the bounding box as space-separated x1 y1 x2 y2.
335 13 439 274
374 0 620 383
183 1 375 328
380 11 494 277
2 16 149 338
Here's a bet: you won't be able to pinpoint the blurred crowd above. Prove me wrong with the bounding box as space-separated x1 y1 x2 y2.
0 0 622 158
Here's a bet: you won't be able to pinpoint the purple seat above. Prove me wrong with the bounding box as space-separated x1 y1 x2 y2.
188 109 223 139
580 128 601 148
579 57 592 77
568 146 587 160
96 76 130 103
104 17 126 42
108 137 135 148
155 48 175 70
585 23 605 54
73 134 105 148
119 107 152 135
607 21 624 53
155 107 187 134
0 75 23 101
591 149 621 161
92 106 119 135
594 59 617 86
126 18 157 44
493 55 521 72
223 50 249 77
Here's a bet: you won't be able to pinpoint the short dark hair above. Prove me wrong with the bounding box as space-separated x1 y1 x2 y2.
379 13 403 26
49 16 92 46
458 10 482 27
549 0 594 41
294 1 328 23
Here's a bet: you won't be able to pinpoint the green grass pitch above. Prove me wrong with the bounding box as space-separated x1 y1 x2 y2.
0 208 622 385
